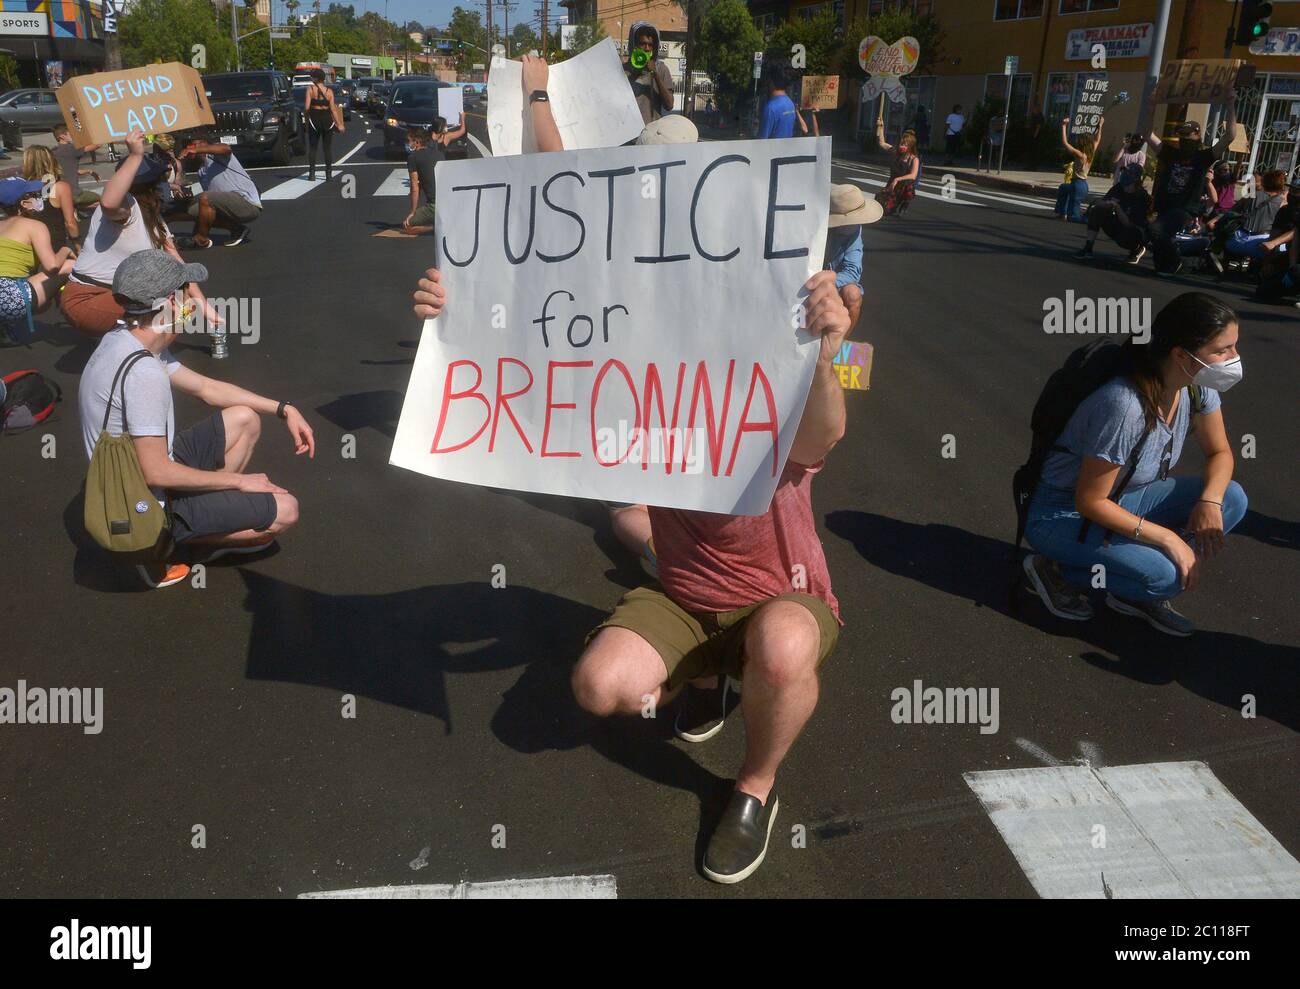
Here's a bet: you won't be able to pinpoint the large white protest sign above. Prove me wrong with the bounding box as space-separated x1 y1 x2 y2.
391 137 832 516
438 86 464 127
486 38 644 156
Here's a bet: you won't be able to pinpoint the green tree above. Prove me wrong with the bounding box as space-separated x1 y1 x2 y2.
511 23 539 56
446 6 488 71
767 9 841 75
119 0 237 72
555 18 605 61
835 9 944 80
696 0 761 104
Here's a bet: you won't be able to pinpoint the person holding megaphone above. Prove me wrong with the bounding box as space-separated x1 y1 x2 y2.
624 22 674 125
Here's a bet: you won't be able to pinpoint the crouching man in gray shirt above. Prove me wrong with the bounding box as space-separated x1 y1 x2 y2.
78 249 313 587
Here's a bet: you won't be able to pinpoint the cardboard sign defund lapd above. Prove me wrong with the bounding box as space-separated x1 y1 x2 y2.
57 63 214 149
1153 59 1256 105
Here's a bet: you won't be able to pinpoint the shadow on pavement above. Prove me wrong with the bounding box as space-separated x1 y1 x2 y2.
826 509 1300 732
315 389 405 440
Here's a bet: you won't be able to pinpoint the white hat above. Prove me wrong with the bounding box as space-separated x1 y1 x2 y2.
636 114 699 146
828 183 883 227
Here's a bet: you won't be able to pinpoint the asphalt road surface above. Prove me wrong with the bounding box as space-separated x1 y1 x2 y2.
2 112 1296 898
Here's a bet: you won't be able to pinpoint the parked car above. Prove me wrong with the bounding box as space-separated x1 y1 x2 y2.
329 83 353 122
0 89 63 132
351 76 383 109
201 71 305 165
367 82 392 116
382 80 468 159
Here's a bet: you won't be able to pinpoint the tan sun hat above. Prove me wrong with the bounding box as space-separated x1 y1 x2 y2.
636 114 699 145
828 183 883 227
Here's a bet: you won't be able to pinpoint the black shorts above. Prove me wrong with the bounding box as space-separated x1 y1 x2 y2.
168 412 277 542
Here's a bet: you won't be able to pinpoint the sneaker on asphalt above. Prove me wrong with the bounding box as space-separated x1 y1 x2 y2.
136 561 190 588
1105 594 1194 636
1022 554 1093 621
224 226 250 247
674 676 741 743
703 788 779 885
1126 245 1147 265
175 235 212 250
1074 247 1093 260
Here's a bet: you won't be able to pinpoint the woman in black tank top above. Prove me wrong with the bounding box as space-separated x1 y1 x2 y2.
305 70 340 182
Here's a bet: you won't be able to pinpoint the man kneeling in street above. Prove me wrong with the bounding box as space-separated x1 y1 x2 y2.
412 265 850 883
78 249 314 587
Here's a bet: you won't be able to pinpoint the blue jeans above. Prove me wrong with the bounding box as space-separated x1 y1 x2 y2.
1225 230 1270 258
1055 178 1089 222
1025 477 1248 603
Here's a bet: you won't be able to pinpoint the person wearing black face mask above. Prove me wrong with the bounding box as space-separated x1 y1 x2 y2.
1112 132 1147 186
1142 92 1237 276
1022 293 1247 637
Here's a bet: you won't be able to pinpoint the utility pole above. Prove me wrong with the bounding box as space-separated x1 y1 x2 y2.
485 0 494 51
233 0 241 71
1136 0 1175 139
541 0 548 58
315 0 322 50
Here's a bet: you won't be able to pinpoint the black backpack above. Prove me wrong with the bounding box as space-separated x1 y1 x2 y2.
1 369 61 433
1009 341 1155 606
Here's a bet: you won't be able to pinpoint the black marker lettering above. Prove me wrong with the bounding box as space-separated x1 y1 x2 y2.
537 170 587 263
764 155 816 260
691 154 748 262
442 183 506 267
504 183 538 265
588 165 635 261
635 159 689 263
534 289 573 348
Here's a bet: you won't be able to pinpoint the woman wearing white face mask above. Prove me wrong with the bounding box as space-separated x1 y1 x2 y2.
0 176 75 343
1022 292 1247 636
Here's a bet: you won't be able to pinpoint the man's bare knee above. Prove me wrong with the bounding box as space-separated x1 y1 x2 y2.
572 628 663 717
224 405 261 442
266 492 299 533
743 602 821 687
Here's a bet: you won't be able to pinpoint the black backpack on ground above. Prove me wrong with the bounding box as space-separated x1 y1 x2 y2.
1009 341 1153 608
1 369 61 433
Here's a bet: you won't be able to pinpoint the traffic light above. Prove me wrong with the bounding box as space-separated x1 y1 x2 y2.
1236 1 1273 45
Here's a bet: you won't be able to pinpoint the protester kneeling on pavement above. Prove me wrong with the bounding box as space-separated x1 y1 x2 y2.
825 183 880 330
78 249 313 584
403 126 440 235
0 177 76 344
413 262 851 883
177 134 263 249
61 130 223 336
1076 163 1150 264
1022 293 1246 637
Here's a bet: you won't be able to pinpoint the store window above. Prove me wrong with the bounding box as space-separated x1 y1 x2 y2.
985 73 1033 119
995 0 1044 20
1060 0 1119 13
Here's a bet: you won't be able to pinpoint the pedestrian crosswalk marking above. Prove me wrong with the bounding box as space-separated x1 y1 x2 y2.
373 167 411 197
299 874 617 899
965 761 1300 898
260 174 326 200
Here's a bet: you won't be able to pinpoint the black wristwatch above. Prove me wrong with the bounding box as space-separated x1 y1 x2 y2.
529 90 549 104
277 401 292 419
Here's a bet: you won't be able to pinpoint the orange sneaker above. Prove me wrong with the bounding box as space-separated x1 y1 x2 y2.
136 562 190 588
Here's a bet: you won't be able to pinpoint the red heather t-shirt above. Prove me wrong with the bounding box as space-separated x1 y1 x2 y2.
648 460 841 623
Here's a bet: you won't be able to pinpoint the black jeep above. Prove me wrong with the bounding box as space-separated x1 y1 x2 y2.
200 71 305 165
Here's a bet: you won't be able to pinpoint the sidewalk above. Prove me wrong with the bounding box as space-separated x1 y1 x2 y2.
693 121 1113 199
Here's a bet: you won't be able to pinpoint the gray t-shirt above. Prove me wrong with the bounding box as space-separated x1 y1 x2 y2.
52 142 89 195
198 152 261 209
79 327 181 485
1039 376 1221 495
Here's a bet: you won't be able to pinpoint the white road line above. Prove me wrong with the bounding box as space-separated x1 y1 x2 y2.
843 174 986 208
373 167 411 197
835 162 1053 211
334 139 365 166
467 132 491 157
259 174 326 200
299 874 617 899
965 761 1300 898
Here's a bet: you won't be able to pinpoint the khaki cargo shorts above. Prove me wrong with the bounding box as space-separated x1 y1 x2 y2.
588 584 839 690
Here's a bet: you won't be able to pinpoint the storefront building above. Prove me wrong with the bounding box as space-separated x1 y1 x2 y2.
1 0 107 87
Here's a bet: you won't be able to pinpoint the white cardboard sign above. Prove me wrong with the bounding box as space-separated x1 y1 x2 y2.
391 137 832 516
437 86 464 127
486 38 644 156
